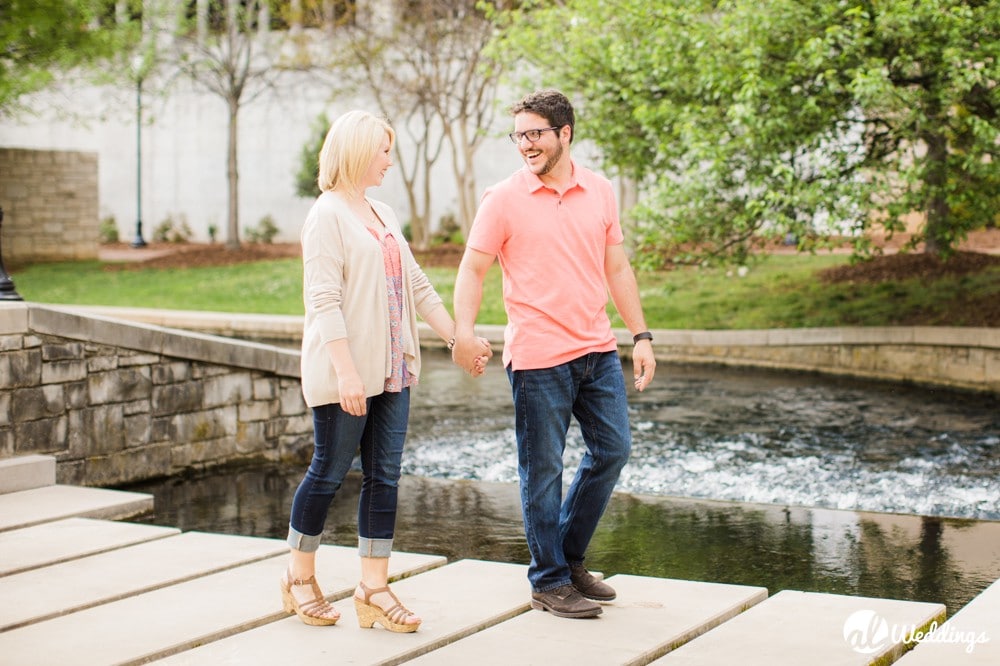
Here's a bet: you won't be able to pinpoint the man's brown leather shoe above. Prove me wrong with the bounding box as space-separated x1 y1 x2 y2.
569 563 616 601
530 584 602 618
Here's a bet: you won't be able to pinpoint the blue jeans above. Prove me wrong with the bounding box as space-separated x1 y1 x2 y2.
287 389 409 558
506 351 631 592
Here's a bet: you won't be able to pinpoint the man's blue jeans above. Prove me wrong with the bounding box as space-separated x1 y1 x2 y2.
287 389 409 558
506 351 631 592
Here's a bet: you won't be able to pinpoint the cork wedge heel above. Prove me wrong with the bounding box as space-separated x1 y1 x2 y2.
280 571 341 626
353 581 421 633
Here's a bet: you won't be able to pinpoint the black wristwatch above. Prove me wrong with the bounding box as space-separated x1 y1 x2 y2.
633 331 653 344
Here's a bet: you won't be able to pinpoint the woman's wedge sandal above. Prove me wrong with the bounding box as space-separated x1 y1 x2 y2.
280 571 341 626
354 581 421 633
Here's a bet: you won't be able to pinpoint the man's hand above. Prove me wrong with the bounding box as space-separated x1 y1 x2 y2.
454 336 492 376
632 340 656 392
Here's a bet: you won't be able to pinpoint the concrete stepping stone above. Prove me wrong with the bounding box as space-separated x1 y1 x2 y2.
406 573 768 665
154 558 528 665
0 530 286 631
895 578 998 664
652 589 946 665
0 545 444 665
0 484 153 532
0 455 55 494
0 517 179 576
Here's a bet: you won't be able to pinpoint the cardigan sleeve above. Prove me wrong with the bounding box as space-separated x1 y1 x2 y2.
301 197 348 343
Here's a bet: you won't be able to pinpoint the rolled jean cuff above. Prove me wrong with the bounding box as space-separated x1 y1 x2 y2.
359 537 392 558
287 524 322 553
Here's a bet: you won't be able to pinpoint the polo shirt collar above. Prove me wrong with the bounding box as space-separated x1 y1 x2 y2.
521 159 587 194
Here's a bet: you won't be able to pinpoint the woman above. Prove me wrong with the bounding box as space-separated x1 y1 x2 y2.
281 110 490 631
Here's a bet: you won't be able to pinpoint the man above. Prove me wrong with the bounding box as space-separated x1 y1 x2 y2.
452 89 656 619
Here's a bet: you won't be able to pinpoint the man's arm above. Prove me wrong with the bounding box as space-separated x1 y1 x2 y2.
452 247 495 374
605 243 656 391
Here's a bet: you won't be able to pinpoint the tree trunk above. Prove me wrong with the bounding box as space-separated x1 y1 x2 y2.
226 96 241 250
922 129 949 257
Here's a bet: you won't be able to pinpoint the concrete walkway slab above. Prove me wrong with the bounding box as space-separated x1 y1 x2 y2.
407 574 768 665
0 455 55 494
0 517 179 576
156 558 529 665
896 578 998 664
0 484 153 532
0 546 444 665
653 589 946 665
0 531 286 631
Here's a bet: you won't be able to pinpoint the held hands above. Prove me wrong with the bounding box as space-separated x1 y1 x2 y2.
452 336 493 377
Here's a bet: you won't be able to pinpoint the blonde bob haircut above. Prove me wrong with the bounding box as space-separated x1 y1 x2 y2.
317 110 395 194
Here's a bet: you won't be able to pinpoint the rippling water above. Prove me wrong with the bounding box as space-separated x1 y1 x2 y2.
406 352 1000 520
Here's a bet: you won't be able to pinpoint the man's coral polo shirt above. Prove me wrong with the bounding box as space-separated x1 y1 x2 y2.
467 162 624 371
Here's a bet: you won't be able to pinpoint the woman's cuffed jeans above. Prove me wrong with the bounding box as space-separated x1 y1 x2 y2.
506 351 631 592
287 388 410 558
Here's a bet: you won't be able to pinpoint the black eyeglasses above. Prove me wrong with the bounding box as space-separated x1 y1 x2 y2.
508 126 562 144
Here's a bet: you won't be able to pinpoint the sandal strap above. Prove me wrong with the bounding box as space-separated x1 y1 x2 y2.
357 582 414 621
287 571 338 618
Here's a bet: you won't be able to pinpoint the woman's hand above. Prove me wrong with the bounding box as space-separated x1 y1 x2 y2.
338 369 367 416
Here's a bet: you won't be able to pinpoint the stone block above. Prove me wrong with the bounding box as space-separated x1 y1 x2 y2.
65 380 88 409
252 377 276 400
119 353 162 367
15 416 68 455
41 342 84 362
0 303 29 336
77 404 127 455
87 355 118 372
122 398 151 417
87 367 152 404
238 399 275 423
0 335 23 351
0 427 14 456
124 413 151 447
84 446 171 486
10 386 63 422
41 359 87 384
170 407 231 443
152 381 204 416
152 361 191 384
235 420 267 450
202 372 253 408
279 382 307 416
3 349 42 387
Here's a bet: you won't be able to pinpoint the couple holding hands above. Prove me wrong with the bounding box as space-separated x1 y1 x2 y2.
282 89 656 632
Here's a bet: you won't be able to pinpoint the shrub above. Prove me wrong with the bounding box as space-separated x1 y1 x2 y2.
98 216 119 244
153 214 194 243
245 215 279 244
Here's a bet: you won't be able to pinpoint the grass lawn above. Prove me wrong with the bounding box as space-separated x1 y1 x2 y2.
11 253 1000 329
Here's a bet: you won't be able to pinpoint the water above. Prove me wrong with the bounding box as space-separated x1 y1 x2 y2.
123 352 1000 615
406 351 1000 521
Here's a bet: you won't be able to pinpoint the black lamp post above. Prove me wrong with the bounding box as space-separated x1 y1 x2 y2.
0 206 24 301
130 55 147 248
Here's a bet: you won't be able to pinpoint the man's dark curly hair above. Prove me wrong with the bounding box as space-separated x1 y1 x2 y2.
509 89 575 143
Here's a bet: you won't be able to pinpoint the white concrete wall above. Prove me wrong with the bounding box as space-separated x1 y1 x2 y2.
0 72 523 244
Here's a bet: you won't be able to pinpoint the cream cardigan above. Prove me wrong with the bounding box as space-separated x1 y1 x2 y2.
299 191 444 408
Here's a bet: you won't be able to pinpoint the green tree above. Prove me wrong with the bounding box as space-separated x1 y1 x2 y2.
494 0 1000 263
0 0 130 115
294 112 328 199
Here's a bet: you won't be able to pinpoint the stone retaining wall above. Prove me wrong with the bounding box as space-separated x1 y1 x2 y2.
1 302 996 488
613 327 1000 395
0 148 100 266
0 302 311 487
